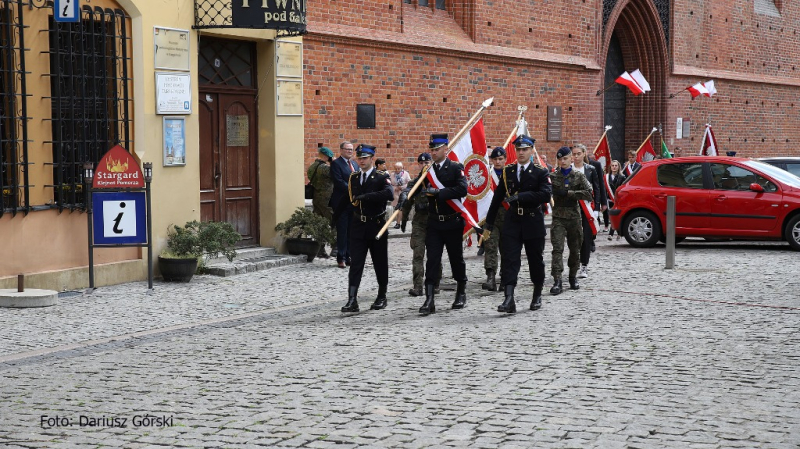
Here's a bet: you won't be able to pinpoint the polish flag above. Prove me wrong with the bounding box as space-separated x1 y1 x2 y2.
579 200 601 236
636 137 658 163
616 71 645 95
593 132 612 173
699 125 719 156
687 82 709 98
630 69 651 93
703 80 717 97
503 117 527 165
446 117 489 238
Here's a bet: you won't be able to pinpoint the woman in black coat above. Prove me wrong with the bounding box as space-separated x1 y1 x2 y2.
605 160 627 240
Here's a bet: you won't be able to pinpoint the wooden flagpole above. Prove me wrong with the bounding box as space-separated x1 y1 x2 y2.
375 97 494 240
591 125 613 157
634 127 658 158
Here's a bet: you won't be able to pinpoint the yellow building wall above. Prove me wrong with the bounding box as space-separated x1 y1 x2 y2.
0 0 304 290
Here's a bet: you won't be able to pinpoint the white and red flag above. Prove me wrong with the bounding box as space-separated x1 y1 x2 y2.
635 136 658 163
579 200 601 236
703 80 717 97
593 130 612 173
630 69 651 93
503 117 526 165
699 124 719 156
687 80 717 98
616 71 646 95
444 117 489 238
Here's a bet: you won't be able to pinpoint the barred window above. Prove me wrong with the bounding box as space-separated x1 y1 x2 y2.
47 7 132 210
0 0 30 217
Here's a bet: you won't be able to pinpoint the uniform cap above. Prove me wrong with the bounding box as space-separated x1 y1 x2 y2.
417 152 432 162
513 135 535 148
356 144 376 158
318 146 334 158
429 133 449 149
556 146 572 159
489 147 506 159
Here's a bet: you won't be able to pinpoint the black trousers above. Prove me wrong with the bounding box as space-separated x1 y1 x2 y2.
580 212 593 265
336 212 352 263
424 218 467 286
348 220 389 290
501 236 545 287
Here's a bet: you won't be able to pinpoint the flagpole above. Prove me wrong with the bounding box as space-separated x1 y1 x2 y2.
634 128 658 157
668 88 689 98
595 81 617 96
375 97 495 240
592 126 612 156
502 106 527 148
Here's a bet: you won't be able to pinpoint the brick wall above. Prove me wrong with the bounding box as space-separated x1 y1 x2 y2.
303 0 800 174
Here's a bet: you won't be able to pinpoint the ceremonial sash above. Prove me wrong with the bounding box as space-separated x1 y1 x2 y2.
490 170 510 211
604 174 616 203
579 200 600 236
426 168 481 230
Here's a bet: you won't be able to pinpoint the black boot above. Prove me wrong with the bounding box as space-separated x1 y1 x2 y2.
569 277 580 290
481 270 496 291
498 284 516 313
419 284 435 315
550 278 563 295
341 286 359 312
408 286 423 297
530 285 543 310
371 284 388 310
452 282 467 309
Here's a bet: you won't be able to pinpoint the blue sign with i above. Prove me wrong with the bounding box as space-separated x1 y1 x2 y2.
92 192 148 245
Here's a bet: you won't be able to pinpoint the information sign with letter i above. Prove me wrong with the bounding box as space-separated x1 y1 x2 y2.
54 0 79 22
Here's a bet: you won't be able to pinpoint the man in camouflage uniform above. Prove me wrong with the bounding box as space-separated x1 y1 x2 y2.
307 146 335 257
481 147 508 292
399 153 440 296
549 146 593 295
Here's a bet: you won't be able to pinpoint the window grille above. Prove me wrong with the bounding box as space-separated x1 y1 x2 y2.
45 6 132 211
0 0 31 217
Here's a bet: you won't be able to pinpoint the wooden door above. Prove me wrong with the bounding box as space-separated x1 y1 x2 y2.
199 91 259 247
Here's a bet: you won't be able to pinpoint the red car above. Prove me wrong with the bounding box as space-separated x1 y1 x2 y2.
609 156 800 250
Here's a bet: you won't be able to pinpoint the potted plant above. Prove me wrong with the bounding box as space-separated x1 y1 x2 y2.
274 207 335 262
159 220 242 282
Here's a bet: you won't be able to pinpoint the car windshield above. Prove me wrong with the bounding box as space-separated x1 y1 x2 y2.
743 160 800 187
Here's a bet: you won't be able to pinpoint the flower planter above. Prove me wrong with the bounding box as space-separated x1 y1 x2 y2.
158 256 199 282
285 238 321 262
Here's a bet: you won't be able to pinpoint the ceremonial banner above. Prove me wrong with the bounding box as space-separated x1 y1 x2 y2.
593 132 612 173
579 200 600 236
699 125 719 156
445 117 487 237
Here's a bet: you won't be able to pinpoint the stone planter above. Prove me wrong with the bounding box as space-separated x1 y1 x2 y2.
285 238 321 262
158 256 199 282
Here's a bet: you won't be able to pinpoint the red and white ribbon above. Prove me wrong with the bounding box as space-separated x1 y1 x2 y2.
604 173 616 203
426 168 481 230
579 200 600 236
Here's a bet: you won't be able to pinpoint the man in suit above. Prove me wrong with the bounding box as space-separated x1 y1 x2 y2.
623 150 642 176
571 144 600 279
329 141 359 268
338 144 395 312
419 133 469 315
483 135 552 313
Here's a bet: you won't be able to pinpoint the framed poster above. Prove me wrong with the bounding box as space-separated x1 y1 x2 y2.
155 72 192 114
163 116 186 166
276 40 302 78
154 27 190 71
276 79 303 116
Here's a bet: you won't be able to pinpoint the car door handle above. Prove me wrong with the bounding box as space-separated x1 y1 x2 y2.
654 193 667 199
715 195 727 201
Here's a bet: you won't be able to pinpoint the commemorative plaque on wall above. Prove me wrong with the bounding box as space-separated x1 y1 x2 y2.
547 106 563 142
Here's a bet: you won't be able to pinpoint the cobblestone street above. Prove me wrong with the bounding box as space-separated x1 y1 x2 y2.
1 234 799 448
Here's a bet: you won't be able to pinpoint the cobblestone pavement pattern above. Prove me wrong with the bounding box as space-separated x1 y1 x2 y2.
1 234 799 448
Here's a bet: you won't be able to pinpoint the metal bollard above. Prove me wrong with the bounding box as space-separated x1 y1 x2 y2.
665 196 676 269
18 274 24 292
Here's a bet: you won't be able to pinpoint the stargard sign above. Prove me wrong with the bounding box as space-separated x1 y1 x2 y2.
93 145 145 189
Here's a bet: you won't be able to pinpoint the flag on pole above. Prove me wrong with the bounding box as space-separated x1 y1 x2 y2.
687 82 709 98
579 200 601 236
593 132 612 173
503 117 526 165
699 124 719 156
445 117 489 238
636 136 657 163
615 71 646 95
703 80 717 97
661 138 672 159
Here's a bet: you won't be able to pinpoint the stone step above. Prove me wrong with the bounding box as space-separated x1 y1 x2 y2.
206 247 276 265
203 251 307 277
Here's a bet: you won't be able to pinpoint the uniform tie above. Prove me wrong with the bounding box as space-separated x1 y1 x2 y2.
361 173 366 185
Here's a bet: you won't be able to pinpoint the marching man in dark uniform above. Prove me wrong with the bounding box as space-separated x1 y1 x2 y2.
419 133 469 315
336 144 395 313
483 135 552 313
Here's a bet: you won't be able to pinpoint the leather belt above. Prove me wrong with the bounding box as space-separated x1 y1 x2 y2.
354 212 386 222
435 212 460 222
515 206 541 216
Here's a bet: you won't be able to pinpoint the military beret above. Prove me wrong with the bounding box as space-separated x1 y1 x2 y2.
429 133 449 149
513 135 535 148
356 144 376 158
726 151 737 157
489 147 506 159
417 152 432 162
556 146 572 159
318 146 334 158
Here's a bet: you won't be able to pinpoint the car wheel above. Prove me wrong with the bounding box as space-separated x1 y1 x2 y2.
623 211 662 248
658 236 685 244
786 214 800 251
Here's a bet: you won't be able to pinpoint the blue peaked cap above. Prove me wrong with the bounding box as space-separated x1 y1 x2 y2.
513 135 535 148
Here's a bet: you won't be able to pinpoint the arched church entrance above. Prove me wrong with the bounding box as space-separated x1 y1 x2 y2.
602 0 669 162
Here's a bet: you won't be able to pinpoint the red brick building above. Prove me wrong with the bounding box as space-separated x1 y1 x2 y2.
303 0 800 167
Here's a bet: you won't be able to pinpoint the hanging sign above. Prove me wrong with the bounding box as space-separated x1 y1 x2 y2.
93 145 145 189
231 0 306 32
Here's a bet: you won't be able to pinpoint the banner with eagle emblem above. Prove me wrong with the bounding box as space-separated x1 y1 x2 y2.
447 117 490 239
